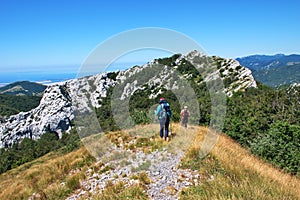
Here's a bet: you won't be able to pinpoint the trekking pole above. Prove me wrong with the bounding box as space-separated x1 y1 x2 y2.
169 117 172 136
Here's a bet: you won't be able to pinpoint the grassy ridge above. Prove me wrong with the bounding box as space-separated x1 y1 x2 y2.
0 124 299 199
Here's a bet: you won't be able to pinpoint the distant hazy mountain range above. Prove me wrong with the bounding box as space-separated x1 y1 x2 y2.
237 54 300 87
0 81 46 96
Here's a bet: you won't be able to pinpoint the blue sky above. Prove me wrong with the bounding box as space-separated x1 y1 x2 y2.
0 0 300 82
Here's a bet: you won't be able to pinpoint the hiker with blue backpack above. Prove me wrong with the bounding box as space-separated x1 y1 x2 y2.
155 98 172 141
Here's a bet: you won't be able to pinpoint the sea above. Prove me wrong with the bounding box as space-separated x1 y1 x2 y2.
0 62 142 87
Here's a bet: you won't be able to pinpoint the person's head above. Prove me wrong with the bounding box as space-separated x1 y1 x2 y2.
159 97 165 104
184 106 188 109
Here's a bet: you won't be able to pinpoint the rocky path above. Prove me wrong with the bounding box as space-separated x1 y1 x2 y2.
66 144 200 200
146 149 199 200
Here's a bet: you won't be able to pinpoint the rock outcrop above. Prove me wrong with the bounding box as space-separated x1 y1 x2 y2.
0 72 116 148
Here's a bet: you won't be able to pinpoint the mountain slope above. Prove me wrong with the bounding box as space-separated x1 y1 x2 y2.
0 124 298 199
0 51 257 148
0 94 42 117
0 81 46 96
237 54 300 87
181 125 300 199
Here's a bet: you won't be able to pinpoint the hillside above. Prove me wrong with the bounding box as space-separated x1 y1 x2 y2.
0 81 46 96
0 94 42 117
0 124 299 199
237 54 300 87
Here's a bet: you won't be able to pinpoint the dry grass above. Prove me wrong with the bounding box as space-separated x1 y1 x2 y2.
179 125 300 199
1 123 299 199
213 134 300 198
0 124 165 200
0 147 94 200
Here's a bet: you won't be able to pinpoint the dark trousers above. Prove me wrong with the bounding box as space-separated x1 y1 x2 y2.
159 117 170 138
182 117 188 128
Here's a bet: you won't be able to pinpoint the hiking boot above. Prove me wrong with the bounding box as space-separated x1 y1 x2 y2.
165 137 169 142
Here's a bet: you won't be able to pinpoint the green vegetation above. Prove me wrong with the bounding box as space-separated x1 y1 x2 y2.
0 94 41 116
96 86 120 132
0 129 81 174
224 83 300 175
250 121 300 174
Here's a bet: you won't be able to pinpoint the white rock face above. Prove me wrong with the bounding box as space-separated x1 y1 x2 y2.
0 51 257 148
0 84 73 148
0 72 117 148
219 58 257 96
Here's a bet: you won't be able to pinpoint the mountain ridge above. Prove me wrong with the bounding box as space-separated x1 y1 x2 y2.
0 51 257 148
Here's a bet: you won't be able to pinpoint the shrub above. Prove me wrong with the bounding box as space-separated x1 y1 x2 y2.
250 121 300 175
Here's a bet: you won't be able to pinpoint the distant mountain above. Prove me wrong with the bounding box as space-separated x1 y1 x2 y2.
237 54 300 87
0 81 46 96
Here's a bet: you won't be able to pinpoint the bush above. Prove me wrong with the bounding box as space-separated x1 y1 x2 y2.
250 122 300 175
224 84 300 174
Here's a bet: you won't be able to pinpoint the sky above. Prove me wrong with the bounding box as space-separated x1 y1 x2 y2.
0 0 300 83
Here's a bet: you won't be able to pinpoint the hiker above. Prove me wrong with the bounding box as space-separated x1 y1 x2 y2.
155 98 172 141
180 106 190 128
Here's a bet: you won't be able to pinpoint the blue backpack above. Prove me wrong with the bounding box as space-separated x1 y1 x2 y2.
160 102 172 119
